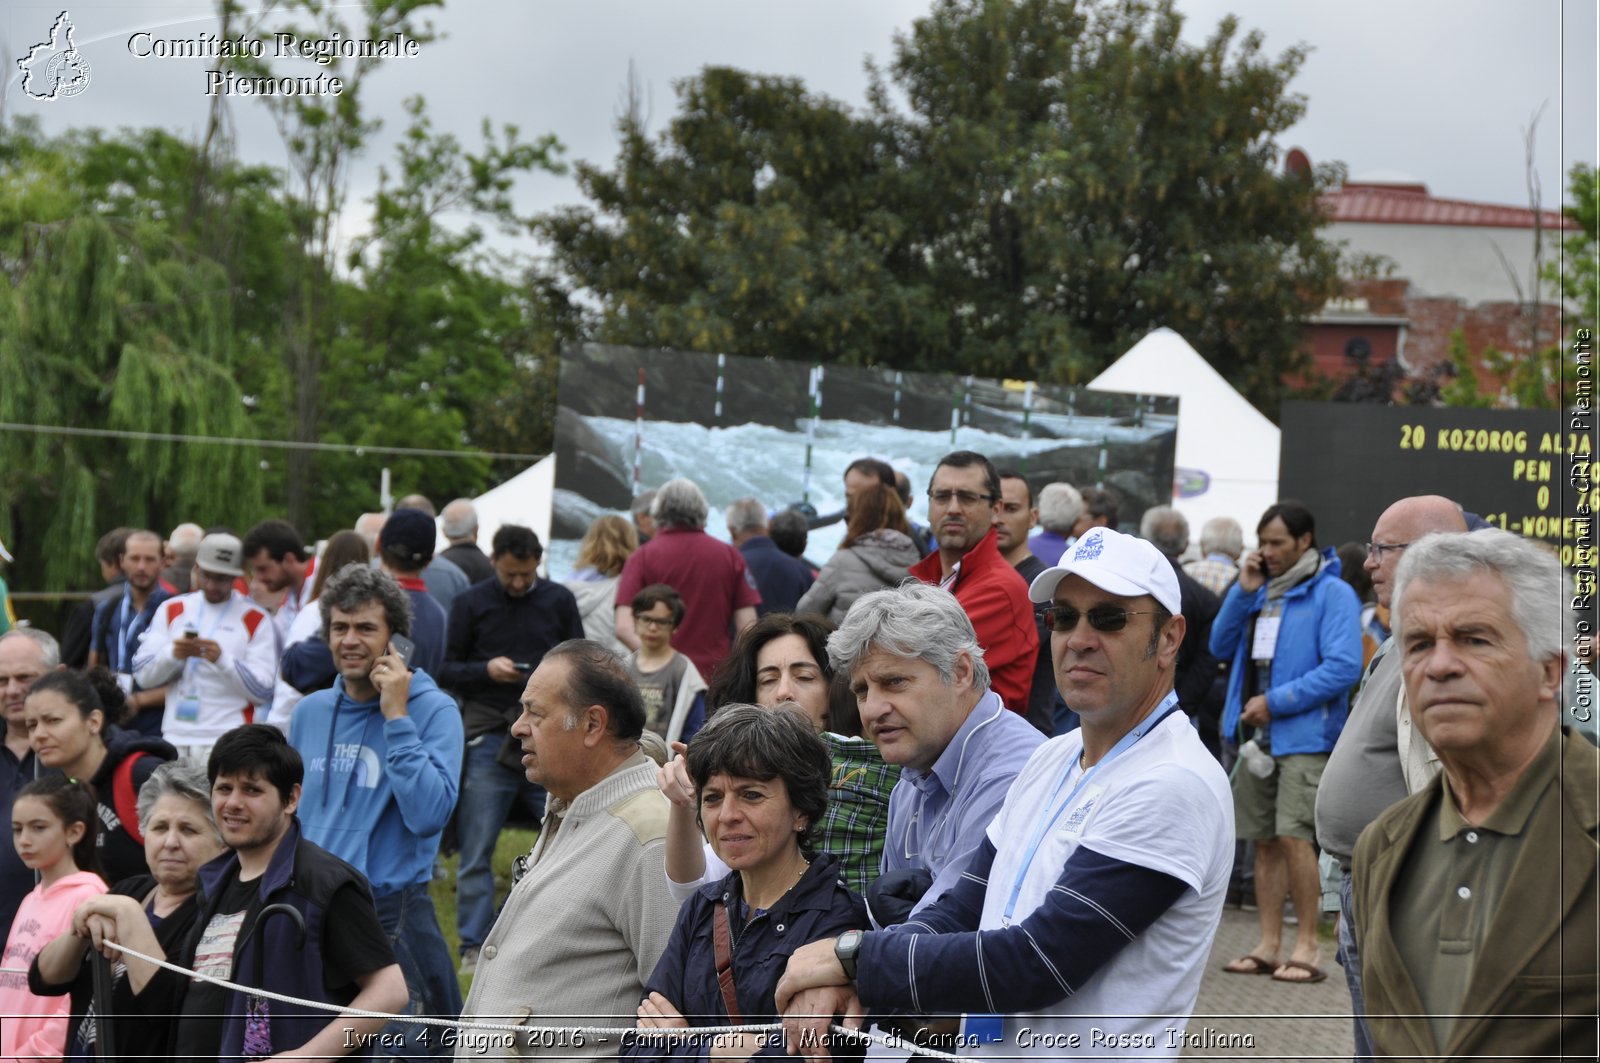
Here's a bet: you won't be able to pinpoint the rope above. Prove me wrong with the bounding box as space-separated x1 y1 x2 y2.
70 938 981 1062
0 421 543 463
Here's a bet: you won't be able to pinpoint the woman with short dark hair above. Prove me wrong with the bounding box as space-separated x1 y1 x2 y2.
626 705 865 1061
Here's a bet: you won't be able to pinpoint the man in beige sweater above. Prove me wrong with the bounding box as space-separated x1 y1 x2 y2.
457 639 677 1060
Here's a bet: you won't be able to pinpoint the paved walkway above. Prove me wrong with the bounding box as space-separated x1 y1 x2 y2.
1183 907 1354 1061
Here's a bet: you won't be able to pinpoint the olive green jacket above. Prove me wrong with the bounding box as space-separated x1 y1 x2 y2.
1352 728 1599 1062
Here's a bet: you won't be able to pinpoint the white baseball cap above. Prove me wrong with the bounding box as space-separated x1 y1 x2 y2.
1028 526 1182 614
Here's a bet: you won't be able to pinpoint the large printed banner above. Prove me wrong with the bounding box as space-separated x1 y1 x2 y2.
1279 401 1594 571
550 344 1177 575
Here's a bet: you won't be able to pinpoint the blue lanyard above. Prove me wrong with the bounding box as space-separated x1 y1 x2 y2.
113 586 134 672
1001 691 1181 924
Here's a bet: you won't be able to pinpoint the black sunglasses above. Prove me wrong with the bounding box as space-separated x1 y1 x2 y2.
1043 604 1161 633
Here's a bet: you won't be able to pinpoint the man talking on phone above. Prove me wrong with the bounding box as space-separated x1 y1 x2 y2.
440 524 584 976
291 563 465 1057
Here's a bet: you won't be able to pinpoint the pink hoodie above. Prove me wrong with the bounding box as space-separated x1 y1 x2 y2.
0 870 107 1063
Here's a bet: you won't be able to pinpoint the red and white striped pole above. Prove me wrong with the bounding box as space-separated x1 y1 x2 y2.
633 367 646 491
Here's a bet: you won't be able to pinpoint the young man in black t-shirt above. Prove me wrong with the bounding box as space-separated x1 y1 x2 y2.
175 725 406 1059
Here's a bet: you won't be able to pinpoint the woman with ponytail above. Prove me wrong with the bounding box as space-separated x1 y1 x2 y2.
23 669 176 885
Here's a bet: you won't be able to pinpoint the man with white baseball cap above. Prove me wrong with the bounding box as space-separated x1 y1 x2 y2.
134 533 278 761
779 527 1234 1058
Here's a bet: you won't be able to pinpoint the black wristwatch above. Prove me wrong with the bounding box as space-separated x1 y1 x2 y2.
835 929 864 981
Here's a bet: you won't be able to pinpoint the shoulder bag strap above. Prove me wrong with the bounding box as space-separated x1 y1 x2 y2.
713 901 742 1022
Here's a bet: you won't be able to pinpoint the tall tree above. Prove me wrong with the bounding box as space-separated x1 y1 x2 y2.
540 0 1343 411
0 120 272 589
219 0 442 531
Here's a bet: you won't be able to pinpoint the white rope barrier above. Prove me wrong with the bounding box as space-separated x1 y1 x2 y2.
48 939 981 1062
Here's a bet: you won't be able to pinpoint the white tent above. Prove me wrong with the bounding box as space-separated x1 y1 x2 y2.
1088 328 1280 538
432 454 556 568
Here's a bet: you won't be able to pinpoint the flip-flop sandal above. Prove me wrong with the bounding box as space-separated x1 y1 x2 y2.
1222 955 1276 975
1271 960 1328 984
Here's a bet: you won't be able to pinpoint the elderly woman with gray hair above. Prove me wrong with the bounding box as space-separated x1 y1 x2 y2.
29 760 226 1061
627 705 867 1061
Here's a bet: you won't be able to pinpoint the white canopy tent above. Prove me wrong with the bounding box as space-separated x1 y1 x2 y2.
431 454 556 569
1088 328 1280 539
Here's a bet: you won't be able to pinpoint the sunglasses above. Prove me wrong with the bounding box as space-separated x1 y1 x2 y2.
1043 604 1161 633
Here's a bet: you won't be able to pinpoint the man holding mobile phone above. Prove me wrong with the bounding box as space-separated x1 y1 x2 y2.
290 563 464 1056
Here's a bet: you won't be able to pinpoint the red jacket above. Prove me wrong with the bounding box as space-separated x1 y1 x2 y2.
910 526 1039 713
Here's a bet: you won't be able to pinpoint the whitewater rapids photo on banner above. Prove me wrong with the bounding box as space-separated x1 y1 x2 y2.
548 344 1177 575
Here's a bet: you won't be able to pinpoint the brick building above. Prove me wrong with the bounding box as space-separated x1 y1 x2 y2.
1301 175 1574 401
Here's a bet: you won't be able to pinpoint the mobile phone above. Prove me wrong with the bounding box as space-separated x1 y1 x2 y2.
388 634 416 667
183 627 199 640
514 661 533 671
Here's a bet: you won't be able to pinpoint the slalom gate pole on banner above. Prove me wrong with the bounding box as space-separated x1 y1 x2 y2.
715 353 725 421
893 370 903 424
1098 436 1109 490
633 368 646 492
802 366 819 504
1021 381 1034 476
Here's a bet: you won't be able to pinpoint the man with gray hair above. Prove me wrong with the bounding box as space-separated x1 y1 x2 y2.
439 498 494 585
630 489 658 545
164 522 205 593
1352 528 1598 1060
615 478 760 679
1 627 64 934
1185 517 1245 598
826 582 1044 918
1316 494 1467 1059
727 496 813 615
1030 482 1084 566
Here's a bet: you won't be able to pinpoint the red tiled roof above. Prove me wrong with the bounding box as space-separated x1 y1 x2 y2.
1322 182 1576 230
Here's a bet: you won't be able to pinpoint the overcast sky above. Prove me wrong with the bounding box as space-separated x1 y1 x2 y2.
5 0 1596 260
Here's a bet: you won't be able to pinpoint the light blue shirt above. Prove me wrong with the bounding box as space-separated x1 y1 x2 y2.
882 690 1045 916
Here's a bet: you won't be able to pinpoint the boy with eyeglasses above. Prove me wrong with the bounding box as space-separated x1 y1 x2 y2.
621 584 707 745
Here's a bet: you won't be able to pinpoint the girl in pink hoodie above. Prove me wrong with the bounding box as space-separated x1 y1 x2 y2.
1 776 106 1062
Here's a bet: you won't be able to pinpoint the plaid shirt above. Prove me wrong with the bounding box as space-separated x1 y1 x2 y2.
819 734 901 895
1183 555 1239 597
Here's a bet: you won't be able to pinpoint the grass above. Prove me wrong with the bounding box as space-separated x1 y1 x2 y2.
429 826 539 999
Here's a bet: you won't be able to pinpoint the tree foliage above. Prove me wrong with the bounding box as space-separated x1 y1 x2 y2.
540 0 1344 411
0 121 269 589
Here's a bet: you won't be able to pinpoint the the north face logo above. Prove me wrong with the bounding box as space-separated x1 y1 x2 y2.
1074 530 1105 561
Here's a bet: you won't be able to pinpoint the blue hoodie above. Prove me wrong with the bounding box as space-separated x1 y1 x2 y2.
288 669 463 894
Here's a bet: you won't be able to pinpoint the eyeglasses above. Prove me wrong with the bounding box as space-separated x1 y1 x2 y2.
928 489 996 507
635 614 676 629
1043 604 1161 633
1365 541 1412 563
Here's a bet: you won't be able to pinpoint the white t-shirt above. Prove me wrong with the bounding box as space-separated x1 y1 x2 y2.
976 711 1233 1058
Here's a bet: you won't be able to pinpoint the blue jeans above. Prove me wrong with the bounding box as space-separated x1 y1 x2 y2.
372 881 461 1058
455 733 546 950
1337 869 1375 1063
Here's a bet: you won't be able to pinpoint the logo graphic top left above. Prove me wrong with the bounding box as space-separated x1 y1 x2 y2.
18 11 92 101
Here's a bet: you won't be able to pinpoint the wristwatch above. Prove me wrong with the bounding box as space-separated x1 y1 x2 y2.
835 929 864 981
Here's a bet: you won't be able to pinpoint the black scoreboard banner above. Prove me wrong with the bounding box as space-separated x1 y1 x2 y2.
1278 401 1594 575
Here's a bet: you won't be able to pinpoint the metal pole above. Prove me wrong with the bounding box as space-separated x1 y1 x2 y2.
1021 381 1034 476
379 468 392 513
633 368 646 492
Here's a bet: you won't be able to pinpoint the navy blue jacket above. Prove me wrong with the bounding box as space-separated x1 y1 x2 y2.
623 852 865 1060
188 818 384 1062
739 536 815 617
439 576 583 712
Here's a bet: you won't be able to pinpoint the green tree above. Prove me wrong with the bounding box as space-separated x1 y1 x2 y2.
0 119 273 589
219 0 443 531
310 96 566 521
541 0 1343 411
